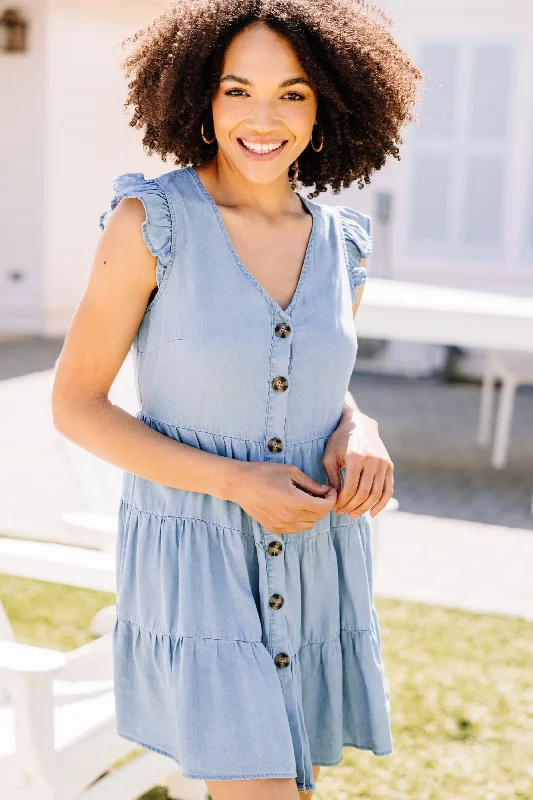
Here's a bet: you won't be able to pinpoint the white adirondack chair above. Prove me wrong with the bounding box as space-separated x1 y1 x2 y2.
0 540 208 800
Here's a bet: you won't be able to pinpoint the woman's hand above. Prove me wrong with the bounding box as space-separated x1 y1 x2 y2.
229 462 337 533
322 411 394 519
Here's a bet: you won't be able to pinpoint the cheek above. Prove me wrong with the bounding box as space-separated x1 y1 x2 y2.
212 96 241 132
283 104 316 138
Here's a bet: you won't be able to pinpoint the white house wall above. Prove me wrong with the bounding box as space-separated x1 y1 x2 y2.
42 0 169 335
0 0 46 333
1 0 532 336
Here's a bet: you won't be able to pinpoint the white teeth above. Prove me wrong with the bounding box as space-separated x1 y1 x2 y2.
241 140 284 154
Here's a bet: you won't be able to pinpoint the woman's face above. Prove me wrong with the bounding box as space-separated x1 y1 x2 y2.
211 22 318 184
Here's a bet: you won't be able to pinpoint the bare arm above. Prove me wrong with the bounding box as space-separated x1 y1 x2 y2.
52 197 243 501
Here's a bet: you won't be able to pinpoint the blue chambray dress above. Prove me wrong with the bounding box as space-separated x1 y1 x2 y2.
98 165 392 793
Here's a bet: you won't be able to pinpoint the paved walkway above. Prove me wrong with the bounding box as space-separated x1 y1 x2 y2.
371 510 533 620
0 336 532 620
349 370 533 531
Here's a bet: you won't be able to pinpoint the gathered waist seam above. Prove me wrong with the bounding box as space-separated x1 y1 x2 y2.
120 497 255 535
116 613 371 640
120 497 363 536
137 410 335 445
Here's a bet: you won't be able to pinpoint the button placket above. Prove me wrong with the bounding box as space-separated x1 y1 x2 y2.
265 314 292 464
264 313 294 677
268 546 290 667
262 315 314 792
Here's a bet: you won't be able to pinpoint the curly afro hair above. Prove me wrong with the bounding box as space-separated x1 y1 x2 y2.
118 0 423 198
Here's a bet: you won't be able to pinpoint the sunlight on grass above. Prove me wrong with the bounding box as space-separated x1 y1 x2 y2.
1 575 531 799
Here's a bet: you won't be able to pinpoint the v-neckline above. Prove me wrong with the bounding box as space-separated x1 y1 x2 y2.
187 165 316 319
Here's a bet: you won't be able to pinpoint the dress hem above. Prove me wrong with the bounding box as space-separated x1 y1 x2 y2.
116 730 299 784
311 741 394 766
116 728 393 790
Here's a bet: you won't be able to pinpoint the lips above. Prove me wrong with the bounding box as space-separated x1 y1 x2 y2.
237 138 288 160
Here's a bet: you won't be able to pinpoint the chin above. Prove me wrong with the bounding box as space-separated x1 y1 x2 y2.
235 160 293 184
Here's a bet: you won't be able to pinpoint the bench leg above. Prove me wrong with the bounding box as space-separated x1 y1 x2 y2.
478 350 498 445
492 377 517 469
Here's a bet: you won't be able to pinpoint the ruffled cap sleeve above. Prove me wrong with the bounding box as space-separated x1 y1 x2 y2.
338 206 372 303
98 172 173 287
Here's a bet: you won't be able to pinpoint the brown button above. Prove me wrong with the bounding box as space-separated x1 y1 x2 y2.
274 652 290 668
268 541 283 556
269 593 284 610
267 437 283 453
272 376 289 392
275 322 291 338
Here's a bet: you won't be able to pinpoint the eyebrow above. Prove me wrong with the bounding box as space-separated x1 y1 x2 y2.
220 74 313 89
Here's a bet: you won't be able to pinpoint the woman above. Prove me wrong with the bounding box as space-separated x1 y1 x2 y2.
52 1 421 798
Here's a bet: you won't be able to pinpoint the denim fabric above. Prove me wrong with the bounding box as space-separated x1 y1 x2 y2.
98 165 392 792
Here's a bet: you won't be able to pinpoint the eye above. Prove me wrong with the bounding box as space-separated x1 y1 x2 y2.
282 92 306 101
223 88 307 101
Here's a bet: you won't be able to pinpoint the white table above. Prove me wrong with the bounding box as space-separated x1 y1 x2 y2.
355 278 533 512
356 278 533 353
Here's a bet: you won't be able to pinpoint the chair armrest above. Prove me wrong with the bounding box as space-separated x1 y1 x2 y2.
0 640 66 681
0 537 116 592
0 641 63 784
58 632 113 682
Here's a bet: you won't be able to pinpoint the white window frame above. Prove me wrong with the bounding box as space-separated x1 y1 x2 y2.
405 35 517 264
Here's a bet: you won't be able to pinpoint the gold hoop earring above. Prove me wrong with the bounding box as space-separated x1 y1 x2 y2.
310 123 324 153
201 120 216 145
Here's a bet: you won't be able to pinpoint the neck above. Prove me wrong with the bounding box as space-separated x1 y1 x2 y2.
196 154 301 218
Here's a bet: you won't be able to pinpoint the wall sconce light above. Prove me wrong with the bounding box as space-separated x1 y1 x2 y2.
0 7 28 52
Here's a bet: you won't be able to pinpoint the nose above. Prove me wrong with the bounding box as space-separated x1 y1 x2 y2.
247 99 280 133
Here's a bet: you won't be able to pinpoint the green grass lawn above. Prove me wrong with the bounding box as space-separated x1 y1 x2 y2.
1 574 532 800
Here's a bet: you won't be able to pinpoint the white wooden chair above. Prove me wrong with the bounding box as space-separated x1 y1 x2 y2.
477 349 533 469
0 540 208 800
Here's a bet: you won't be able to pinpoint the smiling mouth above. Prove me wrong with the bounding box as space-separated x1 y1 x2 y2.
238 138 288 156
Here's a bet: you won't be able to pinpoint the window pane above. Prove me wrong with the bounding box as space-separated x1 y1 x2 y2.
416 43 458 139
468 45 512 141
459 154 505 247
409 152 452 242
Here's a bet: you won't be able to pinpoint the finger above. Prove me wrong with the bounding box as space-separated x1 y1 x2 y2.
291 469 332 497
369 469 394 518
292 484 337 512
283 521 314 534
284 512 331 533
334 454 364 510
322 452 342 494
348 465 388 518
335 458 375 513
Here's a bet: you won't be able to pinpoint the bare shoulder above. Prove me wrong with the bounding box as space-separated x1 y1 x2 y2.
52 197 158 415
99 197 157 279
